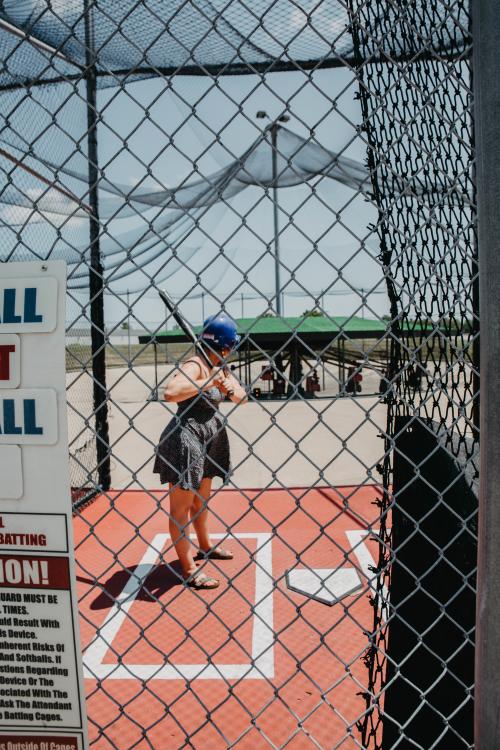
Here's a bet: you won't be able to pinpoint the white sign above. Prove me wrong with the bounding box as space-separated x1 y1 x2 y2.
0 335 20 389
0 556 82 729
0 262 88 750
0 278 58 334
0 447 22 500
0 513 67 552
0 390 58 445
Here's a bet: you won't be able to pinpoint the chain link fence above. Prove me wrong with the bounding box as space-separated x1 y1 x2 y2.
0 0 478 747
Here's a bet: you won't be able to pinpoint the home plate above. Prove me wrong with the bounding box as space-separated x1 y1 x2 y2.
286 567 363 605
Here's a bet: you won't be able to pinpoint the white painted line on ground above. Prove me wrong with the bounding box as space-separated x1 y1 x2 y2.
346 529 389 615
83 533 169 674
83 532 274 680
248 532 274 678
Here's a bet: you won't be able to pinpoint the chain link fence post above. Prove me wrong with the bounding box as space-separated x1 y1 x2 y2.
473 0 500 744
84 0 111 491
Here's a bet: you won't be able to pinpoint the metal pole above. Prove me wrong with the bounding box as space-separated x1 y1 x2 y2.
473 2 500 745
241 292 244 319
246 340 251 387
84 0 110 491
153 339 158 401
127 289 131 362
201 292 205 323
271 124 281 316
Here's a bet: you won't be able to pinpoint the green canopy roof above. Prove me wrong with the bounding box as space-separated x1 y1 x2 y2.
166 315 387 337
138 314 434 347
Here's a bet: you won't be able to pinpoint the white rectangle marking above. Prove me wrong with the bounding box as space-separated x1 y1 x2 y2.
83 532 274 680
0 388 58 444
0 445 22 499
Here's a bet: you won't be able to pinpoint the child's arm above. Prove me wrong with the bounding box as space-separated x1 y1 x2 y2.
214 370 248 404
163 360 217 403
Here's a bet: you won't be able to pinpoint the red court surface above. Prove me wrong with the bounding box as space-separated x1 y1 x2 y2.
74 486 384 749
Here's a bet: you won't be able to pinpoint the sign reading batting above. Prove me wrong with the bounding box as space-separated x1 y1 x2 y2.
0 262 88 750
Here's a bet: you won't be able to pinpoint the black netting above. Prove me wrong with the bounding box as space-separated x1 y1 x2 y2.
348 1 477 746
0 0 470 90
0 78 100 501
0 120 469 294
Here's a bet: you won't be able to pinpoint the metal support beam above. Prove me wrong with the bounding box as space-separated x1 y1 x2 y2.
473 1 500 745
0 17 85 71
271 124 281 317
84 0 111 491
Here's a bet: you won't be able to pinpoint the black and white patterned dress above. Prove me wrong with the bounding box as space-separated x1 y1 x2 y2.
153 365 231 490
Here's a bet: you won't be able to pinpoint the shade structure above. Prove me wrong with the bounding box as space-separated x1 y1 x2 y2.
0 0 470 91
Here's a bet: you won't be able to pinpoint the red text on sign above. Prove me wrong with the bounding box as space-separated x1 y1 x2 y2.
0 345 16 381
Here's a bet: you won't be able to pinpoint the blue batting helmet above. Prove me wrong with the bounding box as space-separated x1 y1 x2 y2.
200 312 240 351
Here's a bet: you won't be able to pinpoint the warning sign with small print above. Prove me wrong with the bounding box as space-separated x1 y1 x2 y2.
0 562 82 729
0 263 87 748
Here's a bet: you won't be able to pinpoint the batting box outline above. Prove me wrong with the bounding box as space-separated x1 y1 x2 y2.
83 532 275 680
83 530 377 681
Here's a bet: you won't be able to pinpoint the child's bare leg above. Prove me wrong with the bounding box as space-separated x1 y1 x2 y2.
169 484 197 576
190 478 212 553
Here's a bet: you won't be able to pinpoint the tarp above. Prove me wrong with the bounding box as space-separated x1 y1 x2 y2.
0 1 470 90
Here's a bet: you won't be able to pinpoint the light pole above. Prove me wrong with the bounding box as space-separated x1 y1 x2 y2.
127 289 131 361
256 111 290 317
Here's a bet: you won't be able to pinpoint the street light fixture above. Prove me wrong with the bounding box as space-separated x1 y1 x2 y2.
256 111 290 124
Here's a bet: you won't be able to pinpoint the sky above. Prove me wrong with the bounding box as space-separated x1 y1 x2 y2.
1 64 390 331
94 67 387 331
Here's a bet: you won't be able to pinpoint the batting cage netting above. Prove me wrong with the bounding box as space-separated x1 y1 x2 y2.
0 0 478 747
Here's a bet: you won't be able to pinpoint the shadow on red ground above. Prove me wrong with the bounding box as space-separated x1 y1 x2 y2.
74 485 384 749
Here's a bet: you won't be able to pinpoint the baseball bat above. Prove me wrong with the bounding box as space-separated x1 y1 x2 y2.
158 289 233 378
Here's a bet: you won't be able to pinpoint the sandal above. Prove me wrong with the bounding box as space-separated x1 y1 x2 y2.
185 572 220 590
195 546 234 561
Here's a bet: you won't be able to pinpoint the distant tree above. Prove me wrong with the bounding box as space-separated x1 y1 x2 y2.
121 321 129 330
